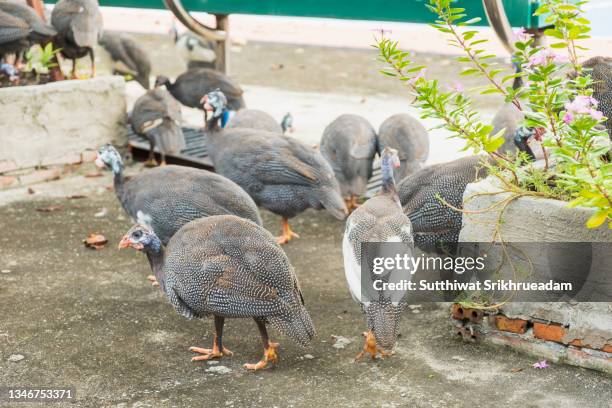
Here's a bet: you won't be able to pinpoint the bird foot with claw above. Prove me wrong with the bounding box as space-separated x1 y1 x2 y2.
354 331 391 361
275 231 299 245
146 275 159 287
189 345 233 361
244 342 279 370
144 159 158 168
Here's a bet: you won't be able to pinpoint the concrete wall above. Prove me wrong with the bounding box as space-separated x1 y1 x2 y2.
0 76 127 171
456 176 612 373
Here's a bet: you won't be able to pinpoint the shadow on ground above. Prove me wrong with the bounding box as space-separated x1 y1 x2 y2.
0 167 610 408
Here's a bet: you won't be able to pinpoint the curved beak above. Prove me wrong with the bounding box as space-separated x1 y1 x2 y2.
118 235 131 249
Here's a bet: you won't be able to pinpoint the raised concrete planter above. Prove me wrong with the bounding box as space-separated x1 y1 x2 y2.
457 176 612 373
0 76 127 171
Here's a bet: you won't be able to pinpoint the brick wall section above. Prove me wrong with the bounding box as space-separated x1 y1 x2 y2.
450 304 612 373
0 150 98 189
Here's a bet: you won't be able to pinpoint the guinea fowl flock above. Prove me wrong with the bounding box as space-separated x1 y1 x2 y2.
3 1 610 371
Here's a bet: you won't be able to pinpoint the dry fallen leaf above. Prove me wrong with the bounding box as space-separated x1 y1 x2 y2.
270 63 284 70
27 187 35 194
67 194 87 200
510 367 523 373
85 171 102 178
84 233 108 250
36 205 63 213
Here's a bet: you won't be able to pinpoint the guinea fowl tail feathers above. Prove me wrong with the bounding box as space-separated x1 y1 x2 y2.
268 302 315 348
154 120 185 155
318 186 348 220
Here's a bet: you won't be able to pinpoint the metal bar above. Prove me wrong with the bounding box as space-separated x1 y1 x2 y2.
214 14 229 73
163 0 226 42
482 0 515 54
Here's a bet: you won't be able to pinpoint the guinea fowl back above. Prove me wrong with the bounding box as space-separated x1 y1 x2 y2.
52 0 102 49
226 109 282 133
99 32 151 89
320 114 377 198
397 155 489 253
163 216 315 346
208 127 346 219
170 68 245 110
106 162 261 245
0 10 30 47
0 2 56 43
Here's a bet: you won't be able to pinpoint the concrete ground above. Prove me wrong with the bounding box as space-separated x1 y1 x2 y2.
1 166 611 408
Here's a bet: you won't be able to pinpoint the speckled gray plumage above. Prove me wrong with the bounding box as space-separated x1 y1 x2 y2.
161 68 245 110
0 9 29 54
581 56 612 138
377 113 429 181
226 109 282 133
131 88 185 157
146 215 315 347
51 0 103 60
207 127 347 220
492 103 524 155
320 114 377 198
343 148 413 350
98 146 262 244
397 155 489 254
99 32 151 89
0 1 56 45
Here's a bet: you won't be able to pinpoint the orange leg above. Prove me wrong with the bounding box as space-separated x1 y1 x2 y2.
244 318 279 370
355 330 391 361
190 317 233 362
275 217 299 245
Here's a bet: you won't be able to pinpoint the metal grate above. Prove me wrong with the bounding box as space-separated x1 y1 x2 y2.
127 125 383 195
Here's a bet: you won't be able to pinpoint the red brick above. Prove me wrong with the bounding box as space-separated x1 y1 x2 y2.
451 304 465 320
494 315 528 334
0 176 18 189
19 168 61 185
533 322 566 343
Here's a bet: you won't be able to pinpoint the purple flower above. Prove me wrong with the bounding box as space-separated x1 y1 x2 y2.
563 112 574 124
532 360 549 369
589 109 604 121
408 68 427 85
526 49 567 68
514 28 531 43
451 81 464 93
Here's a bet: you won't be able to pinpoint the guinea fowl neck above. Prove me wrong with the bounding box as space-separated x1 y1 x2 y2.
111 161 127 205
381 156 397 195
145 243 166 292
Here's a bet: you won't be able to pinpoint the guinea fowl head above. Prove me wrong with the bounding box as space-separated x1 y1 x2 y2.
201 89 227 119
118 224 162 253
281 112 294 133
513 126 545 160
364 301 403 351
95 144 123 173
154 75 171 88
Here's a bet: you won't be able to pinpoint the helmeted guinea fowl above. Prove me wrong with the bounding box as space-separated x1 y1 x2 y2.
130 88 185 166
51 0 103 78
170 19 216 70
320 114 377 212
155 68 245 125
99 31 151 89
377 113 429 182
0 9 30 64
118 216 315 370
491 62 525 154
202 90 348 244
397 156 490 254
343 147 414 360
0 1 57 57
95 144 262 249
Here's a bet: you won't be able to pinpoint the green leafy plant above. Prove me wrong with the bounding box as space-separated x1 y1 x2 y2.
25 43 61 77
376 0 611 229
